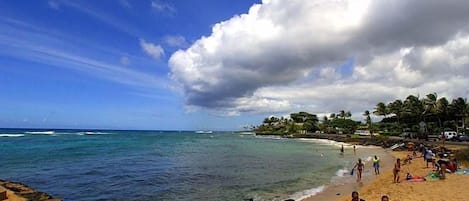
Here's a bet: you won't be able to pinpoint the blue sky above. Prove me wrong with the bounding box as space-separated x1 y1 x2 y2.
0 0 262 130
2 0 469 130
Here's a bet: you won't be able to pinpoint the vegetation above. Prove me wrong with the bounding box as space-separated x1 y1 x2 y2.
254 93 469 136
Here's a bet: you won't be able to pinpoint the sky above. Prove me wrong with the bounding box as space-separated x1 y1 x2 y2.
1 0 469 131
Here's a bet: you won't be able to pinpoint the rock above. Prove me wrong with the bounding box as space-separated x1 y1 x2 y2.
0 179 61 201
0 186 7 200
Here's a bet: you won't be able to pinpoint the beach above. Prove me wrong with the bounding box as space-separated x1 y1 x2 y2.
301 144 396 201
303 143 469 201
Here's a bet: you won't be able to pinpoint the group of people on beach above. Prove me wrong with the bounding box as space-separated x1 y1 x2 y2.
351 155 380 182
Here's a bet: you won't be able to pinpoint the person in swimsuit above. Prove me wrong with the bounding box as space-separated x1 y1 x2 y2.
373 155 380 175
393 158 401 183
353 158 364 182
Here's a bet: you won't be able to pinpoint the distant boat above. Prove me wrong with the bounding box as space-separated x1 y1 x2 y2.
195 130 213 134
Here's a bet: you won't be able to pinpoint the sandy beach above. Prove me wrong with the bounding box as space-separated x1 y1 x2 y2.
302 144 396 201
303 143 469 201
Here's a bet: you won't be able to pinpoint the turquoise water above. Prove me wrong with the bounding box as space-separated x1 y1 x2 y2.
0 129 376 201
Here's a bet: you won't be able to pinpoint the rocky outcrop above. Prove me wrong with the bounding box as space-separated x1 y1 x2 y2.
0 180 61 201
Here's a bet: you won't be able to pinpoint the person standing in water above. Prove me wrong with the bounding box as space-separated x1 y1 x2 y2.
341 144 344 154
373 155 380 175
353 158 364 182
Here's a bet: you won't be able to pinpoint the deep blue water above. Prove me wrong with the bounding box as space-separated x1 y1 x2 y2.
0 129 379 201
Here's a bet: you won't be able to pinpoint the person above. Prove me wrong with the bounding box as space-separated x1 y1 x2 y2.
353 145 356 154
425 150 435 168
381 195 389 201
341 144 344 154
373 155 380 175
351 191 365 201
393 158 401 183
353 158 364 182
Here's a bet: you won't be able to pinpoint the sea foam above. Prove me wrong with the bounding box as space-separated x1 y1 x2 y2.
0 134 25 137
25 131 55 135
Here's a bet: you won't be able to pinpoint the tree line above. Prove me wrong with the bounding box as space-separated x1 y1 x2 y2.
254 93 468 136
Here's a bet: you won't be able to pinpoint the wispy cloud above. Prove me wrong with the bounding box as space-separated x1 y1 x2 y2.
120 56 130 66
119 0 132 8
164 35 188 48
151 0 176 15
0 18 168 91
139 39 165 60
48 0 60 10
58 1 145 38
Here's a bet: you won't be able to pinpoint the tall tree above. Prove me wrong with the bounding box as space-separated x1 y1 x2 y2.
339 110 346 119
388 99 404 125
345 111 352 119
363 110 371 128
403 95 424 119
436 97 449 128
450 97 468 133
373 102 388 119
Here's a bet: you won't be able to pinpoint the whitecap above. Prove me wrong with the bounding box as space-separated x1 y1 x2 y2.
25 131 55 135
0 134 25 137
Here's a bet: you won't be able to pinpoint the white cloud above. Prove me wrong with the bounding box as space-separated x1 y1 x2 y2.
169 0 469 118
139 39 165 60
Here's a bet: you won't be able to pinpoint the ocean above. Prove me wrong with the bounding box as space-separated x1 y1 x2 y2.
0 129 385 201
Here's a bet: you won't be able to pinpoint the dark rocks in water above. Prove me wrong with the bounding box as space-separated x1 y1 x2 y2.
284 199 295 201
0 179 61 201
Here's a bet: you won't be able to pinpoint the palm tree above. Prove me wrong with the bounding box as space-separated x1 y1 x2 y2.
435 97 449 129
403 95 424 119
339 110 346 119
345 111 352 119
450 97 468 133
388 99 404 126
363 110 371 127
423 93 438 117
373 102 388 119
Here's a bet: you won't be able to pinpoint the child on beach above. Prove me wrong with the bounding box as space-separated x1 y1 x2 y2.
353 158 364 182
393 158 401 183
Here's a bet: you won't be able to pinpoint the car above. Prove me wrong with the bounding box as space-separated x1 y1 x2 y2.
457 135 469 142
442 131 458 140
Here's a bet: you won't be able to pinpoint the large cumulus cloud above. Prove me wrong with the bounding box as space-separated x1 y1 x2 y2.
169 0 469 117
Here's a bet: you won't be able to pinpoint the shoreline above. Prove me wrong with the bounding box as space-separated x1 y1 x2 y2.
295 134 469 201
299 141 396 201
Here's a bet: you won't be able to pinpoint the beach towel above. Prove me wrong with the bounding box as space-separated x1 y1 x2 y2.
425 172 440 181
